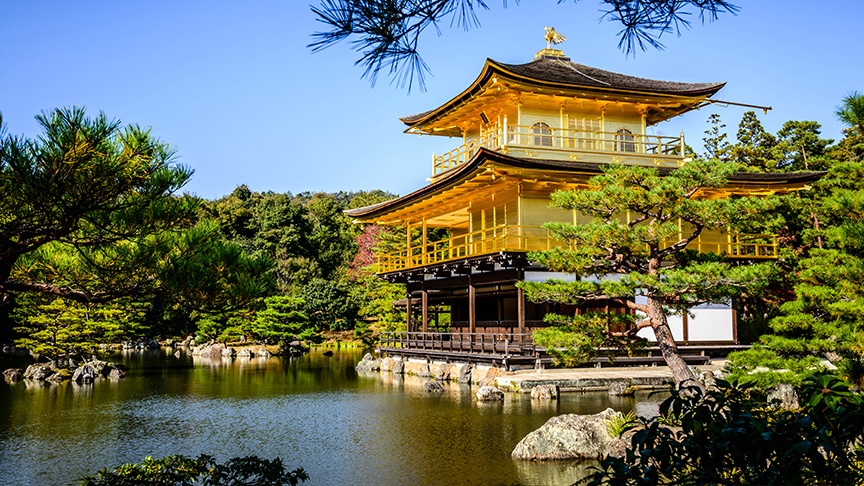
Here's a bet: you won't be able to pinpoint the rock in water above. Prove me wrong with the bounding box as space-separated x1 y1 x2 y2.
425 381 445 392
391 359 405 374
511 408 623 460
72 365 97 383
174 351 181 358
322 350 334 357
23 363 55 381
475 386 505 401
108 368 126 380
768 383 799 409
3 368 23 383
458 364 473 383
531 385 559 399
237 348 253 358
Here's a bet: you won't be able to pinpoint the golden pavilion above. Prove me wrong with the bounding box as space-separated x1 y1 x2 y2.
346 41 822 365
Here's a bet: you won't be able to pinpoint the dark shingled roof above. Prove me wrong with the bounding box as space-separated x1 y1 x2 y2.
400 57 725 125
344 148 824 219
496 57 725 96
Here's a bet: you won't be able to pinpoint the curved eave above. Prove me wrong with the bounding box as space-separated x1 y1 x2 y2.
400 58 725 131
345 149 825 220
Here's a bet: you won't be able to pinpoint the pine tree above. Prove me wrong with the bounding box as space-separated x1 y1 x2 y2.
519 158 776 386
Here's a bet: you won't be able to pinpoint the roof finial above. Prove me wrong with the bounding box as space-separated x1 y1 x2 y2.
544 27 567 49
536 27 569 60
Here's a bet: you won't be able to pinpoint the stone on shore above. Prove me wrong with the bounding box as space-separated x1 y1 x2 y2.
404 361 431 377
608 380 637 396
425 381 445 392
391 359 405 374
237 348 253 358
768 383 800 409
379 357 395 372
356 353 380 372
531 384 559 400
458 364 473 383
108 367 126 380
511 408 624 460
475 386 505 401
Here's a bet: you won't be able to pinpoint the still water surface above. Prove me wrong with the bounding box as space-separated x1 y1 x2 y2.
0 348 659 485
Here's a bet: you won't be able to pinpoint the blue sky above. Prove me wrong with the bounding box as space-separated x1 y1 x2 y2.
2 1 861 199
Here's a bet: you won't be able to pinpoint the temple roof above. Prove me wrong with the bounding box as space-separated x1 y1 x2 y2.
400 57 726 129
345 148 824 220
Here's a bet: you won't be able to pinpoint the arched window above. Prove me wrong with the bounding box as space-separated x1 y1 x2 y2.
615 128 636 152
532 122 553 147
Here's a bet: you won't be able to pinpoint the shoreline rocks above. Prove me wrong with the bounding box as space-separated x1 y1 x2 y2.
11 359 128 385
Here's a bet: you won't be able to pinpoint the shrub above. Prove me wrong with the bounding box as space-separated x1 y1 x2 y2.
80 454 308 486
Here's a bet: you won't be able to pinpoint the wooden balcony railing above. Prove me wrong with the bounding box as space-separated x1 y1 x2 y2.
376 225 778 273
432 122 684 176
379 331 538 357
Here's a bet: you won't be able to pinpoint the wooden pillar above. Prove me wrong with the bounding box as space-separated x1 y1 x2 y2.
406 292 413 333
682 311 689 344
468 275 476 336
421 288 428 333
732 307 739 343
517 286 526 339
497 292 503 333
421 218 427 265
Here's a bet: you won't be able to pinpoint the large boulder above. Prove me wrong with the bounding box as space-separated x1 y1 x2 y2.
425 381 445 393
511 408 624 460
87 360 110 377
431 363 451 381
391 358 405 374
531 385 559 400
475 386 505 401
24 363 55 381
768 383 800 409
221 346 236 357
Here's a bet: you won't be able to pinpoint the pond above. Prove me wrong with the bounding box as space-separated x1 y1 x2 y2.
0 348 662 485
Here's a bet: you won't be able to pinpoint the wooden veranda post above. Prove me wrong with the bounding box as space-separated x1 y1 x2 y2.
406 292 413 332
468 275 476 336
421 289 429 332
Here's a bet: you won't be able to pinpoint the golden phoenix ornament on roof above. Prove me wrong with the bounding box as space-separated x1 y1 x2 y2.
544 27 567 48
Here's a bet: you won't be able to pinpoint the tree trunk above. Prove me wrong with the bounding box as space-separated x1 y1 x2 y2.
647 297 703 390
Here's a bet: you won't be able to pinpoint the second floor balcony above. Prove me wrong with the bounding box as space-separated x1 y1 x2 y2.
376 224 778 274
432 121 685 178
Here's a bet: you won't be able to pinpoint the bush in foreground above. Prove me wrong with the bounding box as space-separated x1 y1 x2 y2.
589 372 864 485
80 454 308 486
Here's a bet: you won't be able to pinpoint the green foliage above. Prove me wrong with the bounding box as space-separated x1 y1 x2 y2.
248 296 314 344
606 410 637 439
80 454 308 486
533 312 642 367
702 113 729 160
589 373 864 485
12 295 147 359
728 111 778 172
0 107 197 304
299 278 359 331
